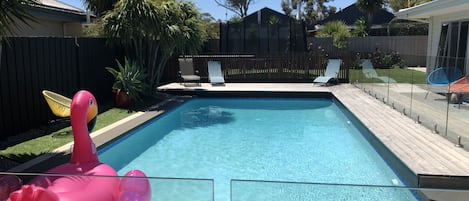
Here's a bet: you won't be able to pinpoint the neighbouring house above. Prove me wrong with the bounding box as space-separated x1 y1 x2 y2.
219 7 307 54
8 0 91 37
395 0 469 74
313 3 394 36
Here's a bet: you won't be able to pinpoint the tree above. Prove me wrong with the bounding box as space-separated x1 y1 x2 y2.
201 12 220 39
102 0 206 94
281 0 293 16
317 21 351 49
214 0 255 18
389 0 432 12
351 17 367 37
82 0 118 17
356 0 386 33
0 0 37 43
281 0 336 26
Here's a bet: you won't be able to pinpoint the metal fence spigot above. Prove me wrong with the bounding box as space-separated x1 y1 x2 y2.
433 124 439 134
455 136 463 148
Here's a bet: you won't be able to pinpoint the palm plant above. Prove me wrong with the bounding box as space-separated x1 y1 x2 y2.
351 17 368 37
102 0 205 94
317 21 351 49
356 0 385 33
0 0 37 43
82 0 118 17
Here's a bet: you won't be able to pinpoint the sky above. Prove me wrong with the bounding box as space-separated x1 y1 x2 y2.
61 0 356 21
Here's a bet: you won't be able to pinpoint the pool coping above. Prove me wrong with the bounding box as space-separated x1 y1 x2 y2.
9 83 469 191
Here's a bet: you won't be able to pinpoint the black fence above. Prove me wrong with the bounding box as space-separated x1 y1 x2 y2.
1 37 352 141
0 37 123 140
188 52 351 83
308 36 428 67
219 8 307 55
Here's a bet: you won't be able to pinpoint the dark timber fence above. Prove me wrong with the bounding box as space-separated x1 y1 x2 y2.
308 36 428 67
187 52 351 83
0 37 123 140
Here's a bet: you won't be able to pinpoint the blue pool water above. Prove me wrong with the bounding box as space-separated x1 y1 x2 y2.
99 98 417 201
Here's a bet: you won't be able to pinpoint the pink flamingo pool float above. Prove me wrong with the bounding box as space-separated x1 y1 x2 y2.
2 90 151 201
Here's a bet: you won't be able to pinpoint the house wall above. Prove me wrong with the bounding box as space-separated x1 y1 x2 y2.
8 18 84 37
427 10 469 73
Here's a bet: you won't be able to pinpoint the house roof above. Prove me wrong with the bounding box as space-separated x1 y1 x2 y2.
243 7 293 22
40 0 84 13
28 0 90 22
395 0 469 22
317 3 394 26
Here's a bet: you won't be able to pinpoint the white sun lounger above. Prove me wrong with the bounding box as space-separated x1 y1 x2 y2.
208 61 225 85
361 59 396 84
313 59 342 85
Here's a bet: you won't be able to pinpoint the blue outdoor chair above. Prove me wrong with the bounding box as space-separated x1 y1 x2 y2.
425 66 463 98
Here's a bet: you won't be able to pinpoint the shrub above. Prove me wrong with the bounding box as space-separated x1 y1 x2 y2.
371 49 406 69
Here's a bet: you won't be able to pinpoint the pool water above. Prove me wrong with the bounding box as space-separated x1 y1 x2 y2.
99 98 418 201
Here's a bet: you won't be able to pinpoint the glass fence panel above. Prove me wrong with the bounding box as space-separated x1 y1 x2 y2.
350 55 462 144
0 172 214 201
406 61 429 125
446 92 468 148
410 57 457 140
442 103 469 148
4 173 469 201
150 177 213 201
378 59 412 118
231 179 469 201
444 55 469 148
352 53 469 148
349 63 366 90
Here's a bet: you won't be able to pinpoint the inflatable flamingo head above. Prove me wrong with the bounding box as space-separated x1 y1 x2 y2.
71 90 97 132
70 90 99 164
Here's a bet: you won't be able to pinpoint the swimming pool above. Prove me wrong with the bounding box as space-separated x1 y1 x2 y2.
99 96 418 201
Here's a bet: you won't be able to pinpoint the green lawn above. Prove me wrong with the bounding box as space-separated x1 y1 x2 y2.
0 96 162 163
349 68 427 84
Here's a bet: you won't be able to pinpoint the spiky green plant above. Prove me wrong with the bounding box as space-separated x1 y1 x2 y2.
317 20 351 49
106 58 148 102
352 17 368 37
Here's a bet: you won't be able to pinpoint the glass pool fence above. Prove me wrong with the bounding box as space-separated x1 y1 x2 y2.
351 54 469 151
1 172 468 201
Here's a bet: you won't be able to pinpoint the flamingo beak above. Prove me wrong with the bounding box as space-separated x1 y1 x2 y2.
87 99 98 132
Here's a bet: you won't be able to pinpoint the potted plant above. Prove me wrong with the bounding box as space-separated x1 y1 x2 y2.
106 58 148 108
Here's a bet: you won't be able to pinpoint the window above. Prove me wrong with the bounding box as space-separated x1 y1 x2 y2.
437 20 469 74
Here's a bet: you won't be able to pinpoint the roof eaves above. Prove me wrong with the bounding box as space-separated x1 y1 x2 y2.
32 3 87 16
395 0 469 20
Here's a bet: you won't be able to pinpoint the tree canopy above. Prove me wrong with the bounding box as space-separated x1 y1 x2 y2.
214 0 255 18
355 0 386 32
281 0 336 26
102 0 206 93
389 0 432 12
82 0 118 17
